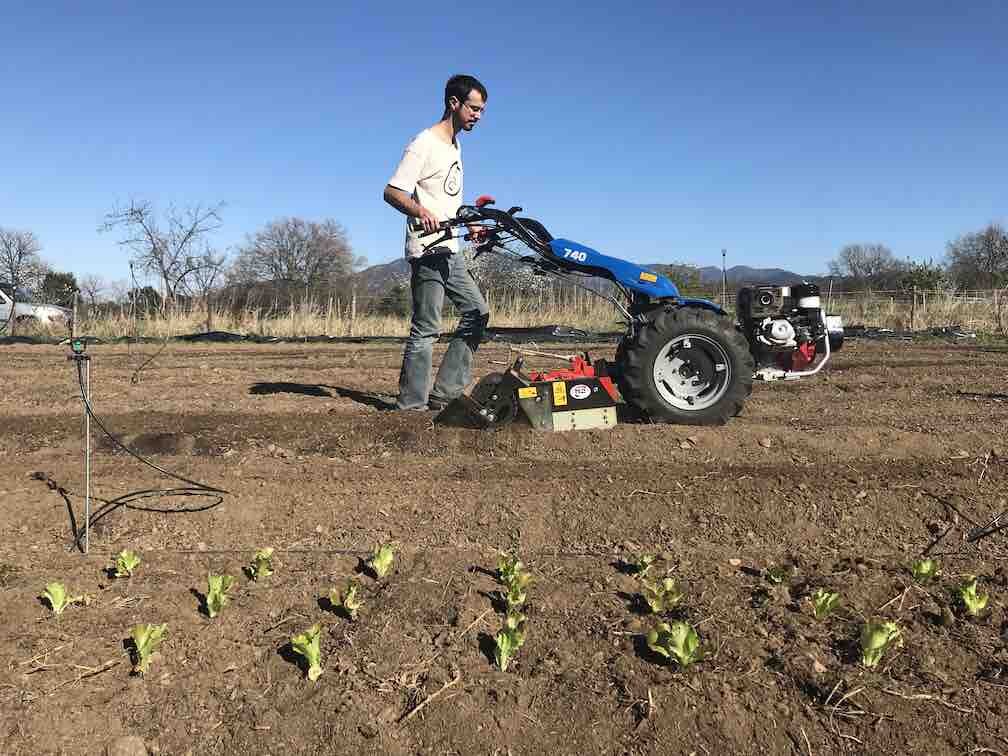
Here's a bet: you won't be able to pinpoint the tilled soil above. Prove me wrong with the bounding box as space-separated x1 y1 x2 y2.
1 338 1008 755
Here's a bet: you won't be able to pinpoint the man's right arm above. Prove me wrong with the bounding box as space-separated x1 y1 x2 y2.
383 185 439 232
385 134 440 233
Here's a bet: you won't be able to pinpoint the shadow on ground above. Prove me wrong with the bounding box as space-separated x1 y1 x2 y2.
249 382 396 410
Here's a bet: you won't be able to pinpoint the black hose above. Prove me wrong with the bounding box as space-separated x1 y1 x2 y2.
70 358 227 552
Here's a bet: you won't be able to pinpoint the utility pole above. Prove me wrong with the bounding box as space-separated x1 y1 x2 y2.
721 249 727 309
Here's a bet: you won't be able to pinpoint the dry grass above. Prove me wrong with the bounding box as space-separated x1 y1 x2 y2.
11 288 1008 340
824 289 1008 333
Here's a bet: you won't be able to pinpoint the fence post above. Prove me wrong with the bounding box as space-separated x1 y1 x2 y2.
349 286 357 337
995 288 1002 335
910 285 917 331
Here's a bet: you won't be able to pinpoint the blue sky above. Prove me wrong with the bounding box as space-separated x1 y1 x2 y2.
2 0 1006 285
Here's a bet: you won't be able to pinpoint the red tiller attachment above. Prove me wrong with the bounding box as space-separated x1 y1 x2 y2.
528 354 620 402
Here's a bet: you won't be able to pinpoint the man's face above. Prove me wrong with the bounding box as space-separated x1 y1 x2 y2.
452 89 485 131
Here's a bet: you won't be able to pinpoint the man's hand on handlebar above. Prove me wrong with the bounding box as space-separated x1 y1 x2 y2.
415 206 439 233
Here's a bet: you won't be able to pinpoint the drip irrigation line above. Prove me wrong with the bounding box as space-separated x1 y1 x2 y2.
67 359 227 552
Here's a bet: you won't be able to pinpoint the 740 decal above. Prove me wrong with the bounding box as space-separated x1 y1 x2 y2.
562 248 588 263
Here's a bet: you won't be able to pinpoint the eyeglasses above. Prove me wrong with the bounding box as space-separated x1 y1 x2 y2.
462 101 485 114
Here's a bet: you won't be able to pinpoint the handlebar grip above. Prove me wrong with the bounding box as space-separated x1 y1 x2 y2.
410 218 454 238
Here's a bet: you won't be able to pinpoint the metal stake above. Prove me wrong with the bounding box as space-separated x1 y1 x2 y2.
84 356 91 554
68 336 92 554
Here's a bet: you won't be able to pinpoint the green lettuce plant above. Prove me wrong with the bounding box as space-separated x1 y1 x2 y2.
41 582 84 616
291 624 323 681
330 582 364 619
504 570 533 610
632 553 656 576
860 621 901 668
369 543 395 578
497 552 524 585
640 576 683 614
246 548 274 581
810 588 841 620
205 574 235 618
113 550 141 578
646 620 701 667
765 564 793 585
958 575 989 617
494 620 526 672
911 558 940 583
130 623 167 675
504 607 525 632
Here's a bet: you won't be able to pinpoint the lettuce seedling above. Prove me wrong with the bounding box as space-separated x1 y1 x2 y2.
911 558 940 583
291 623 323 681
246 548 274 581
205 574 235 618
811 588 841 620
41 582 84 616
494 622 526 672
330 582 364 619
368 543 395 578
958 575 989 617
504 608 526 633
632 553 656 576
765 564 793 585
646 620 701 667
130 623 167 675
113 550 141 578
504 570 533 610
497 552 524 585
640 576 683 614
860 621 901 668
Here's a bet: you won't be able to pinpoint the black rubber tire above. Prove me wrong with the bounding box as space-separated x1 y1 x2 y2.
616 307 754 425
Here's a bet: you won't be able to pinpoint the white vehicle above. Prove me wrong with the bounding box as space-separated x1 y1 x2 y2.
0 286 73 328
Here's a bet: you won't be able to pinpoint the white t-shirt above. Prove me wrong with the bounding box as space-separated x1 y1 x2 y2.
388 128 463 258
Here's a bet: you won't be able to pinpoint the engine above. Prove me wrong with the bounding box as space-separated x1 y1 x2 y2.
736 283 844 380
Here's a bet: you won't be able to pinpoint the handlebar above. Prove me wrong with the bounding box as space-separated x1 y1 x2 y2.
410 202 549 255
409 218 454 238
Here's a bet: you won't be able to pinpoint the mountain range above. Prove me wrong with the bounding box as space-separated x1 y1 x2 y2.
695 265 813 286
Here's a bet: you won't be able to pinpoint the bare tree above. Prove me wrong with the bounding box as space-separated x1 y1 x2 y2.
101 200 224 310
107 278 131 305
828 243 901 287
188 250 228 332
946 223 1008 289
78 274 108 307
0 227 46 333
230 218 363 293
0 227 44 291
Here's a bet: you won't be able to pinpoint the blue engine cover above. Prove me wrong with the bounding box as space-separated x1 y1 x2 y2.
549 239 681 298
548 239 725 313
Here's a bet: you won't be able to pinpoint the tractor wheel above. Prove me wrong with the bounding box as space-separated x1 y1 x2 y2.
617 307 754 425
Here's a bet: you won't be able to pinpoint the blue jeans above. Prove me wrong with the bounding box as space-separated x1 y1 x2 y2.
396 252 490 410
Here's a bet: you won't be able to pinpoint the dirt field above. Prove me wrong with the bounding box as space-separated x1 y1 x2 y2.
2 337 1007 755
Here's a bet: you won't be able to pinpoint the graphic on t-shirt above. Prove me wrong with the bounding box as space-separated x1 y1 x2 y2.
444 161 461 196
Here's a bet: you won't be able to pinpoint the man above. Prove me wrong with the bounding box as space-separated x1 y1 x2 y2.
383 74 490 411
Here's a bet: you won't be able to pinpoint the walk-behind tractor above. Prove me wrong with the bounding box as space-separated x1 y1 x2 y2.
424 197 844 429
